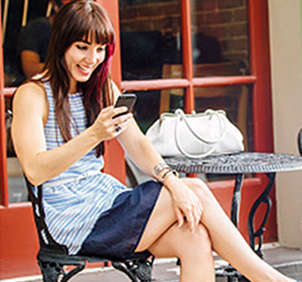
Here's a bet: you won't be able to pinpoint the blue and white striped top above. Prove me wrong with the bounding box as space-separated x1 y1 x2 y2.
33 81 129 254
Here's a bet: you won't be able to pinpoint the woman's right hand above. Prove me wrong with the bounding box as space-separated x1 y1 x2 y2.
90 106 133 141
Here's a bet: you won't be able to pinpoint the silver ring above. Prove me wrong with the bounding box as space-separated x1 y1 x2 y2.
115 125 122 132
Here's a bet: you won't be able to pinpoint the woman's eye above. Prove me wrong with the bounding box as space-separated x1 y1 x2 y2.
76 45 88 51
97 46 106 53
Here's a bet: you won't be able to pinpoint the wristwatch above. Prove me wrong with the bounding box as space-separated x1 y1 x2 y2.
153 162 169 176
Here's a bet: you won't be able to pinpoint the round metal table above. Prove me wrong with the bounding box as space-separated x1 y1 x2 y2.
165 152 302 174
165 152 302 281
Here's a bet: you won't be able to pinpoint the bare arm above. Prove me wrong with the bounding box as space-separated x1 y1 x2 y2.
12 82 131 186
20 50 45 78
118 118 204 232
118 119 163 180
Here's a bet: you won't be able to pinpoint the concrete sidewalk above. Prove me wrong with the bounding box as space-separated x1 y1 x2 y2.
4 243 302 282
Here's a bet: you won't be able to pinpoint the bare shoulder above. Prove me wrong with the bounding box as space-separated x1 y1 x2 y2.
14 81 47 107
13 81 48 121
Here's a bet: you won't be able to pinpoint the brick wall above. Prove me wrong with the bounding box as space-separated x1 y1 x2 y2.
120 0 249 69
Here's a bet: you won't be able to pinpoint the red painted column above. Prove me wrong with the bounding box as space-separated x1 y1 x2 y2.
249 0 274 153
181 0 194 113
248 0 277 241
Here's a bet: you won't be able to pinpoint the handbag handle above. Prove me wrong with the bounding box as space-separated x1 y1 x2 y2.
174 109 226 159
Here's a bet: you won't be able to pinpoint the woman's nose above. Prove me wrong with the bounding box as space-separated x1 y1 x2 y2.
86 50 98 64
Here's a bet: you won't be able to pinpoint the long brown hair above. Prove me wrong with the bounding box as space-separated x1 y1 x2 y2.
41 0 115 157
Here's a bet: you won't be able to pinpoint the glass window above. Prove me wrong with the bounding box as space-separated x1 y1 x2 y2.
194 84 253 151
119 0 183 80
2 0 49 87
191 0 250 76
130 88 184 133
159 87 185 114
131 90 161 133
5 95 28 202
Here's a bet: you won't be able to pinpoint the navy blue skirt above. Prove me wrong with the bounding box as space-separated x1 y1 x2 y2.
77 180 163 260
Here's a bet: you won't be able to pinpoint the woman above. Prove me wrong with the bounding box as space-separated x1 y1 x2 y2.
11 1 297 281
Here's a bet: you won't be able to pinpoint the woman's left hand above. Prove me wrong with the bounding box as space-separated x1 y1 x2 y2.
164 176 203 232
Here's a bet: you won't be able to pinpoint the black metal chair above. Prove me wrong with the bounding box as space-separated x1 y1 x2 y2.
25 178 154 282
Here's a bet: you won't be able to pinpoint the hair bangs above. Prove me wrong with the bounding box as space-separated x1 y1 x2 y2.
77 2 115 46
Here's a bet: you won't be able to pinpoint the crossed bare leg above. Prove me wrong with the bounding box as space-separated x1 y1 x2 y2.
136 178 297 282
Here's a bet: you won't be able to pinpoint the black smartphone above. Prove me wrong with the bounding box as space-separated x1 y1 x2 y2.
113 93 137 118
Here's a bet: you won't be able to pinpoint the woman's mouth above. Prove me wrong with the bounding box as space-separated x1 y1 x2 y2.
77 64 92 75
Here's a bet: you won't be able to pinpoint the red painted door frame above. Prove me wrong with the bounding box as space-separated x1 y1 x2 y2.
0 0 276 279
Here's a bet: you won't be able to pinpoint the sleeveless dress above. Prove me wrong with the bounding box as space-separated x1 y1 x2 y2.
32 81 162 259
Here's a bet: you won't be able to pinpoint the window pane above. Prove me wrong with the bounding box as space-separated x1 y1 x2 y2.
194 84 253 151
5 96 28 202
130 88 184 132
7 159 28 202
191 0 250 77
119 0 183 80
2 0 49 87
159 88 185 114
131 90 161 133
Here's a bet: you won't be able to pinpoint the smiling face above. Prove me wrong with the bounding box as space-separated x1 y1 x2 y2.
45 0 115 94
64 38 106 92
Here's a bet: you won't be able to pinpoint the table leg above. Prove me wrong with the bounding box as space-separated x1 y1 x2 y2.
215 174 247 282
248 172 275 258
231 174 245 227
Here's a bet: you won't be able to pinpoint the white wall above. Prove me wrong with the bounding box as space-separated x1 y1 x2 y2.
268 0 302 248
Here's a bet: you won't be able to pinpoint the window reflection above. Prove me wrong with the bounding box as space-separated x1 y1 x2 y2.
7 158 28 202
119 0 182 80
119 0 250 80
192 32 223 64
2 0 50 87
160 87 184 114
194 84 253 151
191 0 250 76
5 95 28 202
131 88 184 132
131 90 160 133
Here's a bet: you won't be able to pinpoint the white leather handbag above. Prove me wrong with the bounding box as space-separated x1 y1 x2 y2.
146 109 244 158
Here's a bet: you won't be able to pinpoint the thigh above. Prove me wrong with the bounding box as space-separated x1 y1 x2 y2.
148 222 213 258
135 186 177 252
136 177 212 253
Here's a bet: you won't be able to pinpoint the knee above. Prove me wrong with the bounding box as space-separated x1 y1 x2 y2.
194 224 213 252
183 178 214 205
177 224 213 260
195 224 212 249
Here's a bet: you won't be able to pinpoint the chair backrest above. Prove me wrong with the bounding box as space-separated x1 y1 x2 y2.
25 178 69 254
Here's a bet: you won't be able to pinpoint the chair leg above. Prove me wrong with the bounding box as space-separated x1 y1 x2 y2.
134 258 153 282
60 263 85 282
112 258 153 282
38 258 85 282
38 260 62 282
